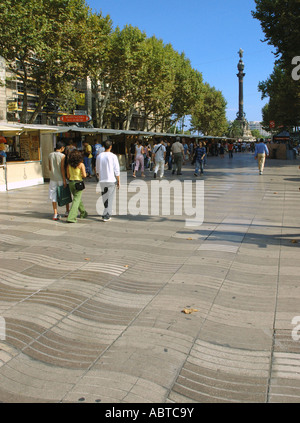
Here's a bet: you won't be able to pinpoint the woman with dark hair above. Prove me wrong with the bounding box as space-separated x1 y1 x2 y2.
66 150 88 223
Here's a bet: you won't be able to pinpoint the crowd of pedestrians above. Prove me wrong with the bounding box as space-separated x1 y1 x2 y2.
48 136 269 222
129 137 207 179
48 138 119 223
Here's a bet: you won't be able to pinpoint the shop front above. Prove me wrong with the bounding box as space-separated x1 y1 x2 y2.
0 123 57 191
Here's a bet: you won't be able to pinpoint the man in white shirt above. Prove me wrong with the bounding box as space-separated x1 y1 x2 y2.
96 139 120 221
152 138 166 179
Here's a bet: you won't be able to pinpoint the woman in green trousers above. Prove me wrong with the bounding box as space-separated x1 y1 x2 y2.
66 150 88 223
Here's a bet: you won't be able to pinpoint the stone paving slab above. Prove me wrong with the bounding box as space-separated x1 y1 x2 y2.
0 152 300 403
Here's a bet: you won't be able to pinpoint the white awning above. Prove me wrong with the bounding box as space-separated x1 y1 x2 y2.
0 122 235 140
0 122 61 135
0 123 24 136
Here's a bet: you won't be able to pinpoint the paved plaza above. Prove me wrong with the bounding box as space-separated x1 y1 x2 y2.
0 152 300 403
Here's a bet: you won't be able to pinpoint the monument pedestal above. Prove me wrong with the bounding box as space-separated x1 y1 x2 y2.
235 117 255 141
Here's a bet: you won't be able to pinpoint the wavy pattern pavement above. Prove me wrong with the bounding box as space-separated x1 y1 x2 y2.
0 153 300 403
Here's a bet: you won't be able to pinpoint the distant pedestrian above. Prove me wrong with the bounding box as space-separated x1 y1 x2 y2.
228 142 234 158
130 142 136 168
219 143 225 158
92 141 105 180
188 141 194 162
83 141 93 177
143 142 150 169
171 137 184 175
0 137 7 164
96 139 120 222
48 141 70 221
194 142 206 177
165 140 172 170
66 150 88 223
133 139 145 178
255 138 269 175
182 140 189 162
152 138 166 179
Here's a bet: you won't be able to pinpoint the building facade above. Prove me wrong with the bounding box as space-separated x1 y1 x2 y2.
249 121 271 138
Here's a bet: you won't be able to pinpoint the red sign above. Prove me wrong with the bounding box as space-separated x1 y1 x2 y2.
269 120 275 129
59 115 91 123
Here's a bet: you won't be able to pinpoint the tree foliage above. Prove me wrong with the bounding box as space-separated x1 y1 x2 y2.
190 84 228 136
0 0 111 123
259 66 300 130
252 0 300 129
252 0 300 68
0 0 228 133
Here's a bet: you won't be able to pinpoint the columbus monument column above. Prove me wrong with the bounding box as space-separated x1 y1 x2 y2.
235 49 253 140
237 48 245 121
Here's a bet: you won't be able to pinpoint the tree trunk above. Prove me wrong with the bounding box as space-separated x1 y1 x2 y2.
99 83 111 128
125 104 135 130
28 93 48 124
91 80 100 127
18 63 29 123
20 79 28 123
173 118 179 133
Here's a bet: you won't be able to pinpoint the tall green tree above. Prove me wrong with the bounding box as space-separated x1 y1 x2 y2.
252 0 300 68
171 53 203 132
106 25 147 130
136 37 177 131
252 0 300 129
0 0 111 123
258 66 300 130
190 83 228 136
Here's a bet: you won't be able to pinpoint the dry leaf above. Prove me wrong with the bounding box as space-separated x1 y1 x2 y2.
182 308 198 314
84 258 90 261
186 238 193 240
291 240 298 244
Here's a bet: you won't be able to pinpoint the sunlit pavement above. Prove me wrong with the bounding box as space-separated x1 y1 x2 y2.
0 152 300 403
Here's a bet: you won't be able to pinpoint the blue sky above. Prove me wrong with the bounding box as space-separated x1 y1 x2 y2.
86 0 275 123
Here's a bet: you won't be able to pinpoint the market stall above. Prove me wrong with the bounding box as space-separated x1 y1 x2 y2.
0 123 57 191
269 131 290 160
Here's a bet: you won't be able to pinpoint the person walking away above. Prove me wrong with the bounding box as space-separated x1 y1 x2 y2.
92 141 105 181
83 141 93 177
219 143 225 158
130 142 136 171
182 140 189 162
152 138 166 179
194 142 206 176
188 141 194 163
132 139 145 178
66 150 88 223
165 141 172 170
143 141 150 169
48 141 70 221
96 139 120 222
255 138 269 175
63 140 76 173
171 137 184 175
228 142 234 158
